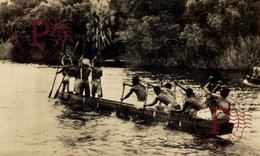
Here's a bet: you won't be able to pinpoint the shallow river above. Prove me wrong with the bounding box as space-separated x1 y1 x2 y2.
0 61 259 156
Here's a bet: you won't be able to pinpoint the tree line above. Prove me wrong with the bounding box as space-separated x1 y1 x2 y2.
0 0 259 69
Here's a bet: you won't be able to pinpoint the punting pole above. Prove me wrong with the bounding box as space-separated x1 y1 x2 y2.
116 84 125 117
48 31 68 98
54 41 79 98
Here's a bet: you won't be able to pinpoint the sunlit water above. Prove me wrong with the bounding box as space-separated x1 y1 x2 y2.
0 61 259 155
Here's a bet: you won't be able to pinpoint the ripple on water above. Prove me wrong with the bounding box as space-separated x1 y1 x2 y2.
1 62 260 155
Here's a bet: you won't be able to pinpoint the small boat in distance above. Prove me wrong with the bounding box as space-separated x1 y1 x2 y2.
244 67 260 86
57 92 234 138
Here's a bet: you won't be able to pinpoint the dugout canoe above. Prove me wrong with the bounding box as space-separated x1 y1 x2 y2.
247 76 260 85
243 75 260 87
57 92 234 137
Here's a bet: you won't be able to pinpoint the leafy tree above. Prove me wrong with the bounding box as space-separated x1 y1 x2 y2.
180 0 260 69
116 11 180 67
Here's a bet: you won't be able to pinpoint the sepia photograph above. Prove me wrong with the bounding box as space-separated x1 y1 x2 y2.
0 0 259 155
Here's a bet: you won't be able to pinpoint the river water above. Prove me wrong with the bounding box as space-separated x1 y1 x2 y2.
0 61 259 156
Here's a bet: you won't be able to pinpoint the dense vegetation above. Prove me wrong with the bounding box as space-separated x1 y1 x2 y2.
0 0 259 69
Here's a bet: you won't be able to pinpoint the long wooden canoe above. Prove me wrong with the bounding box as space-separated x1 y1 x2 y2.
58 92 234 137
247 76 260 85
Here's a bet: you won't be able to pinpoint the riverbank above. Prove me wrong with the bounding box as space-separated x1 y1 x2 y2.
0 41 257 71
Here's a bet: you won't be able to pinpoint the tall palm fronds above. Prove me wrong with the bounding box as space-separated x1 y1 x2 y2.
86 0 114 55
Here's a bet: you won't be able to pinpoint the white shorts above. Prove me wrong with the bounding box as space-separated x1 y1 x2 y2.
215 110 229 120
64 75 70 82
196 108 212 120
69 77 75 92
74 79 83 94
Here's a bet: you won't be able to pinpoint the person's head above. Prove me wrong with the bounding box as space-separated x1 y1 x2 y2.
153 86 161 95
220 87 229 98
165 83 172 89
209 76 214 83
186 88 194 97
132 76 140 86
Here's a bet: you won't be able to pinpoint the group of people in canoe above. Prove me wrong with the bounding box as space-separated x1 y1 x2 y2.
56 55 231 121
121 76 231 121
57 55 103 98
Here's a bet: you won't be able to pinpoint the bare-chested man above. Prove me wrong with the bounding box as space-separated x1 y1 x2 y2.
203 79 222 108
121 76 146 102
213 87 230 121
173 82 211 119
144 86 180 113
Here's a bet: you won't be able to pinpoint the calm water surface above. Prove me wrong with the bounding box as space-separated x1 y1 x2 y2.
0 61 259 156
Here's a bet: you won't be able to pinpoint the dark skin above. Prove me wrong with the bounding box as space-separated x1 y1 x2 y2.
121 80 146 102
173 81 215 113
144 87 174 107
56 63 72 92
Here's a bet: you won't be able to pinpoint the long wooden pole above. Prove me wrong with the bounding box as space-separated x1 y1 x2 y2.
116 84 125 117
48 31 67 98
48 65 60 98
54 41 79 98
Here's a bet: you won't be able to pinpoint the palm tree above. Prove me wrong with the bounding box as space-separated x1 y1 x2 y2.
86 0 114 56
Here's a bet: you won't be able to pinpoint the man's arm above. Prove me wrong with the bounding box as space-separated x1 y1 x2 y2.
56 67 65 74
171 102 189 113
121 88 134 101
203 82 211 94
211 80 222 93
144 97 158 107
174 82 187 92
173 85 176 100
123 82 133 87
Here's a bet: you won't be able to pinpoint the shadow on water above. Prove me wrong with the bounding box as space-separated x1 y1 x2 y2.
56 101 234 154
57 102 100 130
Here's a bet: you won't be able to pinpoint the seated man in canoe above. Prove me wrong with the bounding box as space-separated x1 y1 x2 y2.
163 82 176 100
173 82 211 120
121 76 146 102
213 87 231 121
205 76 218 91
91 60 103 98
203 80 231 121
144 86 180 113
203 79 222 108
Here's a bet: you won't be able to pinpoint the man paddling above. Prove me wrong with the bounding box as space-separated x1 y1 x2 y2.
144 86 180 113
173 82 211 119
163 82 176 100
203 79 223 109
121 76 146 102
213 87 231 120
